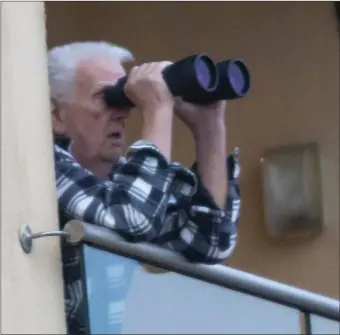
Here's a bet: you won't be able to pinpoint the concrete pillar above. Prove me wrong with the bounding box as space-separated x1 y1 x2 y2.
1 2 66 333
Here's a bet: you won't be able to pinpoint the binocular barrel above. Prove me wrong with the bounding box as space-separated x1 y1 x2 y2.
103 54 250 109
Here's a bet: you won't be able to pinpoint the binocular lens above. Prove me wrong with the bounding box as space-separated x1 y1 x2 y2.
228 60 250 96
194 56 217 91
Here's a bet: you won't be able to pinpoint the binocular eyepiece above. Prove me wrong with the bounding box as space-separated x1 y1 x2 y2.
103 54 250 109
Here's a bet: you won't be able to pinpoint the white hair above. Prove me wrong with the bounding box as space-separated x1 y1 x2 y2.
48 41 134 103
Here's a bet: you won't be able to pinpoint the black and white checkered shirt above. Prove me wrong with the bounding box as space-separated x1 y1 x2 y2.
54 139 241 335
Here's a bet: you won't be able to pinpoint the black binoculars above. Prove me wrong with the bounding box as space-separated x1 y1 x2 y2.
103 54 250 109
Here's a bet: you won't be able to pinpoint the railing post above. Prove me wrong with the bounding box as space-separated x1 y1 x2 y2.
300 311 312 335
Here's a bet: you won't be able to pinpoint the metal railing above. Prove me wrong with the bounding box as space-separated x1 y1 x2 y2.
64 219 340 324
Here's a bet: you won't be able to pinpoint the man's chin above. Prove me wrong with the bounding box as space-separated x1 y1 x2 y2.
101 148 124 164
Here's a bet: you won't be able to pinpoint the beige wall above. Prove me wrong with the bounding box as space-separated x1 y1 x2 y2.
45 2 339 298
1 2 66 334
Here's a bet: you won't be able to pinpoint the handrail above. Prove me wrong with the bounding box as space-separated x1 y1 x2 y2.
64 219 340 321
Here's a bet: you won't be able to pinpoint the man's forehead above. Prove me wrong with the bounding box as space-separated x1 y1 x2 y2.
76 57 126 84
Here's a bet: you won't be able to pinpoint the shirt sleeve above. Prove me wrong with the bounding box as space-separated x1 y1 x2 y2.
54 140 197 243
153 148 241 265
55 141 241 265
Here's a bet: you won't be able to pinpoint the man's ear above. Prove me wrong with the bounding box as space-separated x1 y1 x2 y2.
51 99 67 135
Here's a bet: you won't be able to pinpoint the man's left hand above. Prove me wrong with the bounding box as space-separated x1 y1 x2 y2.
174 97 227 137
175 97 228 209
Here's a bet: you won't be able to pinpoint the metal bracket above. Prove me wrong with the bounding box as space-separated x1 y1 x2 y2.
19 224 70 254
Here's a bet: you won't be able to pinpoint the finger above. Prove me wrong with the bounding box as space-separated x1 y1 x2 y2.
144 62 164 77
158 61 173 71
128 65 139 79
136 63 151 76
217 100 227 109
136 61 172 78
147 61 172 76
146 62 161 75
206 100 227 109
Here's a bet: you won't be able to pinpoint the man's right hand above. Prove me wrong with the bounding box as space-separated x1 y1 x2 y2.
124 61 174 113
124 62 175 161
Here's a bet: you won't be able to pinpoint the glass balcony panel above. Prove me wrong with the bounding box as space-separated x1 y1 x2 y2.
310 314 340 334
83 245 302 334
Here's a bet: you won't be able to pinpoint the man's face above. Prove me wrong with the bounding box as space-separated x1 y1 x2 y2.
52 57 130 165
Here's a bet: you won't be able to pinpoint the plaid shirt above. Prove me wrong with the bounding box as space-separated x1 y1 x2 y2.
54 139 241 335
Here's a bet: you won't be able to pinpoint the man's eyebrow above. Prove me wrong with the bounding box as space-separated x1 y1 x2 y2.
97 80 115 86
93 89 104 96
91 89 104 99
92 82 111 97
92 78 125 97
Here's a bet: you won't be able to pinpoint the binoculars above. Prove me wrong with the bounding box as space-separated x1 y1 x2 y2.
103 54 250 109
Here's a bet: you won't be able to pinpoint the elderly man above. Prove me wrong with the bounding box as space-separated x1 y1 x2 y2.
50 41 241 334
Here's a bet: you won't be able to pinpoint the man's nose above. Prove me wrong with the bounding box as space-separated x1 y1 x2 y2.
110 108 130 122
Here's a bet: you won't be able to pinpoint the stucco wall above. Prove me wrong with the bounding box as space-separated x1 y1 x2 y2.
1 2 66 334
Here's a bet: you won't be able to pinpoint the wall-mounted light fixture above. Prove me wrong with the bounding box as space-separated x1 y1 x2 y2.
261 142 323 242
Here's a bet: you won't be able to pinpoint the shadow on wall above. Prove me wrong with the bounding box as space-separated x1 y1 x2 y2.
45 1 340 298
